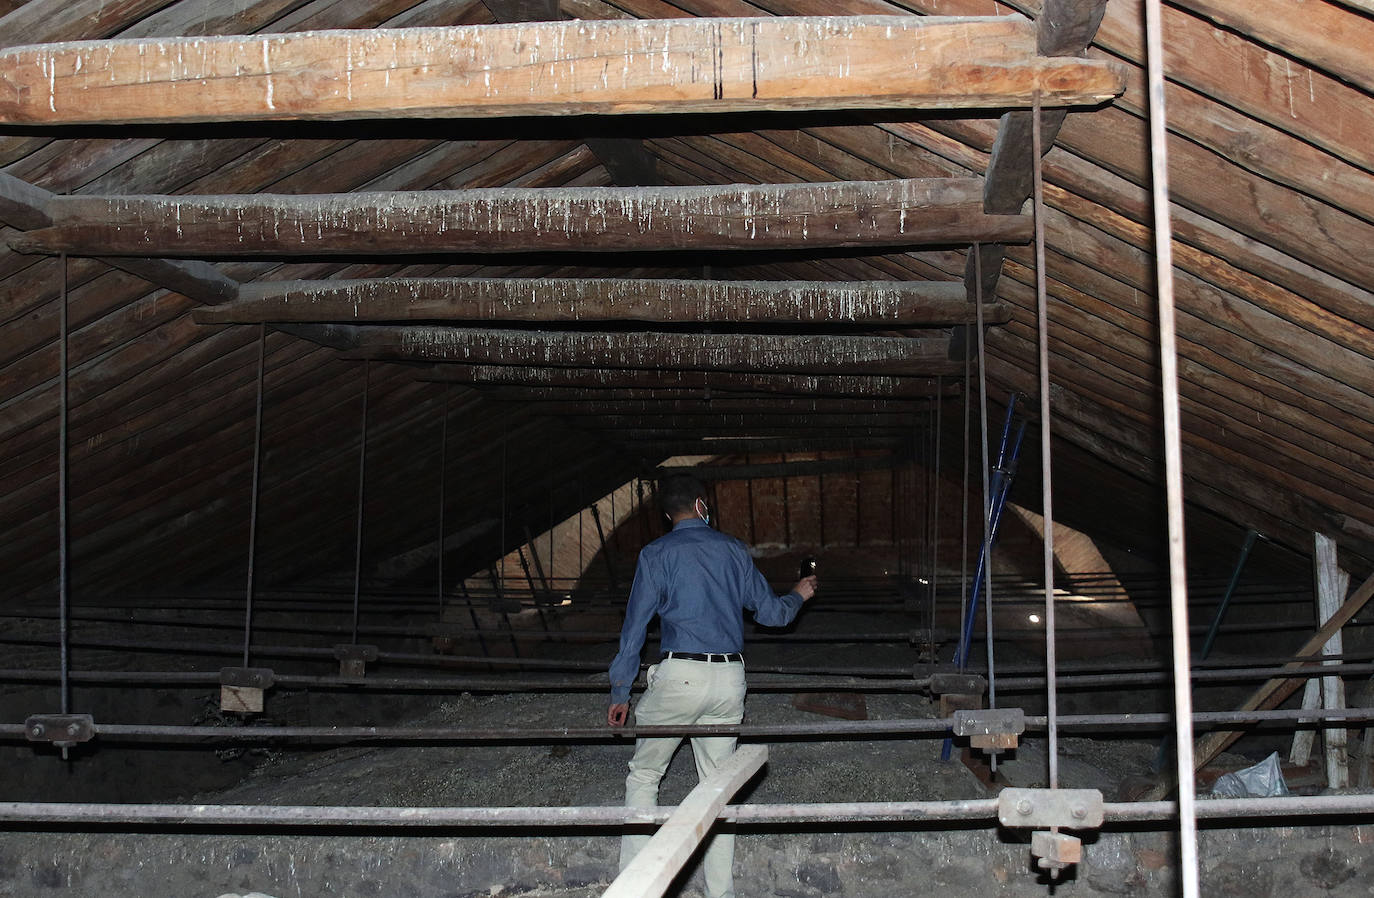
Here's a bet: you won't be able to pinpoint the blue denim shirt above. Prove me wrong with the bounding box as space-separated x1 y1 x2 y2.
607 518 804 704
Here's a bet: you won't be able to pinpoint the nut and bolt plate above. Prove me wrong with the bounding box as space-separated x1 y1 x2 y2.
997 788 1104 829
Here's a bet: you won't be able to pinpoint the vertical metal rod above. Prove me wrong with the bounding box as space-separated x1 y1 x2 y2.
975 244 996 713
930 378 942 659
744 454 758 544
499 420 508 596
57 253 70 716
242 324 267 669
1031 92 1059 791
351 361 370 645
959 323 972 677
1143 0 1200 891
437 385 450 615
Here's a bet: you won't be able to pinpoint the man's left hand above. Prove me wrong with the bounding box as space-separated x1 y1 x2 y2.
607 703 630 727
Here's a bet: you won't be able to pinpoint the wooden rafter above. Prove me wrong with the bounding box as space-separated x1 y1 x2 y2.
347 327 957 374
10 179 1031 257
962 0 1110 307
194 277 1004 325
420 365 946 397
0 17 1125 126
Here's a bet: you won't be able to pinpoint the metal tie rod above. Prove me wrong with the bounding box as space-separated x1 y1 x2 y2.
2 794 1374 828
7 707 1374 745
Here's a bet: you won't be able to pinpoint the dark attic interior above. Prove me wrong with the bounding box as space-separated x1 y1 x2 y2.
1 0 1372 895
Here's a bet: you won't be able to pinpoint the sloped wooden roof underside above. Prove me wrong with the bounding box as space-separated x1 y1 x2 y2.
0 0 1370 600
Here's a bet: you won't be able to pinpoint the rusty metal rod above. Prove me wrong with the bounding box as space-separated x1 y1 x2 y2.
242 324 266 669
8 660 1374 695
0 794 1371 828
5 707 1374 745
1143 0 1200 889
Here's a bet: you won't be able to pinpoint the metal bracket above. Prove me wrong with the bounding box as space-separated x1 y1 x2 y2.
929 673 987 696
953 707 1025 753
334 644 379 677
997 788 1104 829
219 667 274 714
25 713 95 749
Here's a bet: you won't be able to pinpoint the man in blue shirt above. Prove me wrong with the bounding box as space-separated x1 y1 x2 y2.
607 473 816 898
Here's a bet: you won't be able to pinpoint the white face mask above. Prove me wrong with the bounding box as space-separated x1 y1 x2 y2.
695 498 711 526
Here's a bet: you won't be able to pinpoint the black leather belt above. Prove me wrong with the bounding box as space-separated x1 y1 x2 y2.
664 651 743 663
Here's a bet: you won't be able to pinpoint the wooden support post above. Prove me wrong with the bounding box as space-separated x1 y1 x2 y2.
193 277 999 326
603 745 767 898
347 328 958 375
0 18 1124 126
11 179 1031 257
1159 569 1374 796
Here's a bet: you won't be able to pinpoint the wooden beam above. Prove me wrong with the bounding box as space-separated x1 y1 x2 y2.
655 455 898 481
499 398 925 414
420 365 947 397
630 437 902 454
10 179 1032 257
0 17 1125 126
603 745 766 898
347 327 958 375
1145 570 1374 799
194 277 1002 326
960 0 1109 311
470 387 939 403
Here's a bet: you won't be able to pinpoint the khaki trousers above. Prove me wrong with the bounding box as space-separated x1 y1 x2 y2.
620 657 747 898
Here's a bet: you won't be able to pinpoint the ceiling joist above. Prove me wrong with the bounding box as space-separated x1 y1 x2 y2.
346 327 957 375
0 16 1125 126
419 365 947 397
10 178 1031 257
194 276 1005 326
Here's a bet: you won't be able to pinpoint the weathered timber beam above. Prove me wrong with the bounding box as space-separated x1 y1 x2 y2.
471 388 941 403
653 456 899 481
418 365 947 397
497 399 926 414
960 0 1109 314
346 328 958 375
568 413 911 429
193 277 1004 326
630 438 902 455
0 171 243 306
0 17 1125 126
10 180 1031 257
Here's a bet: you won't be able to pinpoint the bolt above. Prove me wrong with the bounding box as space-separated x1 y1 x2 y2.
1017 799 1033 816
1072 806 1087 820
66 723 80 736
29 725 43 737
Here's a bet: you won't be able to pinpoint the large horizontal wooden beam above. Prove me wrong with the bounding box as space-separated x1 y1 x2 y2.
11 179 1031 257
194 277 1005 326
0 17 1125 126
469 387 942 403
654 455 899 481
420 365 949 397
347 328 958 375
497 398 926 414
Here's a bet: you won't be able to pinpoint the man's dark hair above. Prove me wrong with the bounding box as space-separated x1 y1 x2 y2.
658 474 707 516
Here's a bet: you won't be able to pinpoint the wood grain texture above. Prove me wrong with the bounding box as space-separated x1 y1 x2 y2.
11 179 1032 256
0 17 1125 125
348 327 958 374
421 364 944 396
195 276 1001 325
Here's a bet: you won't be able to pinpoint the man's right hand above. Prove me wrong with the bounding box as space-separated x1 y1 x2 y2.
607 702 630 727
793 575 818 601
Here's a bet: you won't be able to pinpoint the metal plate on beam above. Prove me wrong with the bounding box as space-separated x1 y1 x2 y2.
997 788 1104 829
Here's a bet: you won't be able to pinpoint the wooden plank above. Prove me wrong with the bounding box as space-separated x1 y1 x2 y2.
0 17 1125 126
1189 570 1374 774
471 386 941 402
1315 533 1352 789
496 398 925 414
421 365 945 396
9 179 1032 256
347 327 958 374
603 744 766 898
195 277 999 325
